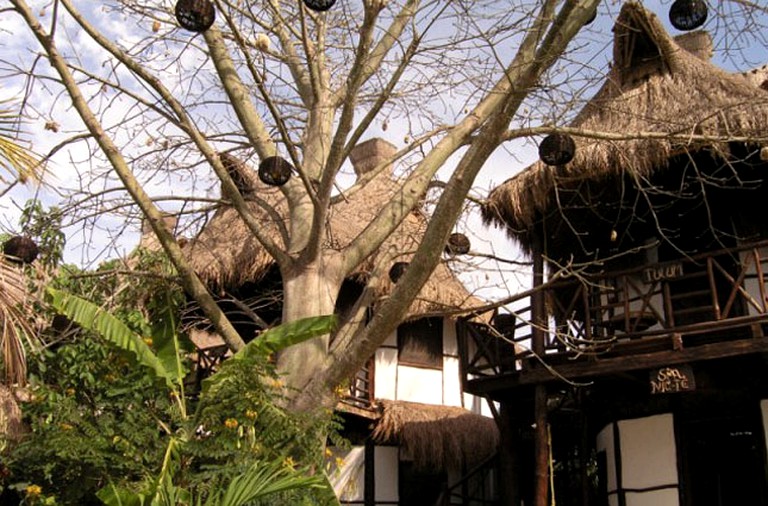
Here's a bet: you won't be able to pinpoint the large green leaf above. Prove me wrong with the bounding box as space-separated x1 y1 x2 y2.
244 315 337 358
208 460 335 506
46 287 173 389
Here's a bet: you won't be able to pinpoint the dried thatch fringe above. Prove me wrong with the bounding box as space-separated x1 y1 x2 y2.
371 400 499 472
0 384 26 449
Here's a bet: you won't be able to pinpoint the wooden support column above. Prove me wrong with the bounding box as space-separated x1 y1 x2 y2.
365 438 375 506
532 235 549 506
499 401 522 506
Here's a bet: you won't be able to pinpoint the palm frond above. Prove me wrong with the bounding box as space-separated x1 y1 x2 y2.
0 102 44 185
0 257 38 385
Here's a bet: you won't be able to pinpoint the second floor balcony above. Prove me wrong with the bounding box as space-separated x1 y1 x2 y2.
459 240 768 397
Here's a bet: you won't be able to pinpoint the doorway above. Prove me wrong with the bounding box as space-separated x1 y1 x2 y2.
678 406 767 506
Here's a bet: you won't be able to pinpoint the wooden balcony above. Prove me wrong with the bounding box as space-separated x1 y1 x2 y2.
459 240 768 397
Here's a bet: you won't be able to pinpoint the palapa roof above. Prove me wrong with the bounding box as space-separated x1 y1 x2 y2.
371 399 499 472
483 1 768 251
184 139 481 319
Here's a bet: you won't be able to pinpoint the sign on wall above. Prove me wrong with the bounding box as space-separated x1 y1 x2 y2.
643 262 684 283
650 364 696 394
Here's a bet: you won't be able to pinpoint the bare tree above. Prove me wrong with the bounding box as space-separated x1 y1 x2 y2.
4 0 767 420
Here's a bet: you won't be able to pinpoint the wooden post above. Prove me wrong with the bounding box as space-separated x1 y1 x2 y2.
498 401 522 505
532 235 549 506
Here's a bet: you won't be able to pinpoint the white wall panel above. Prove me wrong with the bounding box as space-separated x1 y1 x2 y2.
619 414 678 491
329 446 365 501
596 423 617 493
625 489 678 506
375 348 398 401
375 446 399 502
396 365 443 404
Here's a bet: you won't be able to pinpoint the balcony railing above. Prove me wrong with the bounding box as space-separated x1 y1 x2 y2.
459 240 768 383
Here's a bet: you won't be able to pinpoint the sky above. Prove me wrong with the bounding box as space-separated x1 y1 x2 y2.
1 0 767 302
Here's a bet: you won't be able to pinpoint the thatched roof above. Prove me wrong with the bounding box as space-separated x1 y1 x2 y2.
371 400 499 472
184 139 482 319
483 1 768 249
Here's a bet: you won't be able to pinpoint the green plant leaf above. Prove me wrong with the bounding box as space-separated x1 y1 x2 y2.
245 315 337 357
46 287 173 389
215 460 333 506
96 482 145 506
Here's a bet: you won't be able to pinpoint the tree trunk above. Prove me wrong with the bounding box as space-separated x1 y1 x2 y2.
277 259 342 401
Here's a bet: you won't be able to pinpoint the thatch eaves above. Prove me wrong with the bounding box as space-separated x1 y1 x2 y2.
483 1 768 250
184 140 482 319
371 400 499 472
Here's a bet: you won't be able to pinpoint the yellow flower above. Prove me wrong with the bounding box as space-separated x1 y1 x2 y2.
283 456 296 469
25 484 42 496
143 337 153 346
65 387 76 396
324 447 333 457
60 423 74 431
245 409 258 420
224 418 239 429
335 457 345 468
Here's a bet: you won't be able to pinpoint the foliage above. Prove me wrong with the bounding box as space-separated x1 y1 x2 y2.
18 200 65 269
4 336 172 504
5 274 340 504
0 99 43 186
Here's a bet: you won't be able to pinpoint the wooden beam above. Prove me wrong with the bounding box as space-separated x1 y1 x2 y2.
466 337 768 395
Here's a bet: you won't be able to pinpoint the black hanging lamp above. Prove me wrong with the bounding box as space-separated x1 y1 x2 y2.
303 0 337 12
538 133 576 166
258 156 293 186
444 233 471 255
3 236 39 264
175 0 216 33
669 0 708 31
389 262 409 283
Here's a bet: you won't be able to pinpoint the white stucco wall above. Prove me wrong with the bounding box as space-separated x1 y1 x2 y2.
598 414 679 506
329 446 365 501
761 399 768 456
619 414 678 492
375 446 399 503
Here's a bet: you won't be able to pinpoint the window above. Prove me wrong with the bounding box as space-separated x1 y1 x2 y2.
397 317 443 369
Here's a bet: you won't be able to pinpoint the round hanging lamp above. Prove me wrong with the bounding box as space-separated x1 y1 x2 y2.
669 0 708 31
303 0 337 12
3 236 39 264
258 156 293 186
538 133 576 166
388 262 409 283
175 0 216 32
444 233 471 255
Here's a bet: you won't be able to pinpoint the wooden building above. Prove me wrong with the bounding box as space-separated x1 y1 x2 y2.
180 139 499 505
472 2 768 505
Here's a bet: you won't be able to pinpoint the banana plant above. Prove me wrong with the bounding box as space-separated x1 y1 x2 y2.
46 287 340 505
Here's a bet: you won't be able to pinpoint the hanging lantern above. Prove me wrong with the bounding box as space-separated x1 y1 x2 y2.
3 236 39 264
444 233 471 255
175 0 215 33
669 0 708 31
389 262 409 283
303 0 337 12
258 156 293 186
538 133 576 166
